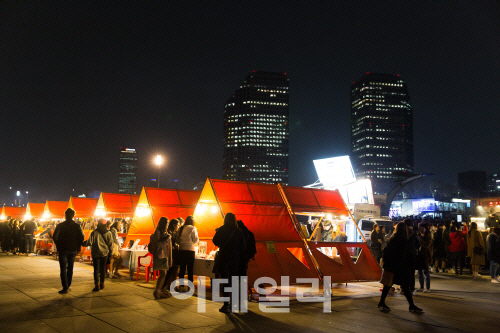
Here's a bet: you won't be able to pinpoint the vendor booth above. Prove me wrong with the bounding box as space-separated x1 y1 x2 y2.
94 193 139 219
42 201 69 220
123 187 201 278
193 177 381 286
125 187 201 246
26 203 51 252
0 206 26 220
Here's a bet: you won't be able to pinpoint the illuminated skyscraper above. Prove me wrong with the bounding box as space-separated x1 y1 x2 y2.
223 71 289 184
351 73 414 195
118 147 138 194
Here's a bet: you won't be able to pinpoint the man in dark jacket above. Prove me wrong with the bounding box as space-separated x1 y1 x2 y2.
53 208 84 294
23 219 38 255
487 227 500 283
213 213 245 314
83 219 113 291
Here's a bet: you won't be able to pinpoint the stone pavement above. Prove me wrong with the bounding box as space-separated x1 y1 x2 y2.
0 253 499 333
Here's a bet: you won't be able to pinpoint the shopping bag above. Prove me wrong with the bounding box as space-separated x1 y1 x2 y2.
379 269 394 287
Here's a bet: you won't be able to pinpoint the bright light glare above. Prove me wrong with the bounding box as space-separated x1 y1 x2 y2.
155 155 163 166
135 206 151 217
94 209 106 217
211 205 218 214
326 213 333 220
0 215 6 220
24 213 32 220
42 212 50 219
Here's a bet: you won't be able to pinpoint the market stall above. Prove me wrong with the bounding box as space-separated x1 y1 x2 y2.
68 197 99 260
42 200 69 221
194 177 321 286
125 187 201 247
26 203 51 252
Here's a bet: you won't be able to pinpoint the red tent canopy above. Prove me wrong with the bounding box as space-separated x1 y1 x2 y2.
1 206 26 220
46 201 69 219
100 193 139 215
69 197 98 218
281 186 349 215
27 203 45 219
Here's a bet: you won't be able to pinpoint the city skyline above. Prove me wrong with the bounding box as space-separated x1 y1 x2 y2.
2 2 499 203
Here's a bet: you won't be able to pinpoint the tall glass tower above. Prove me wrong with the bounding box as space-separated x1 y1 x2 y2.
351 73 414 195
223 71 289 184
118 147 138 194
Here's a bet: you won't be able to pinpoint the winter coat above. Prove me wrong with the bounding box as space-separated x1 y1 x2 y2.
433 228 446 257
150 227 173 270
417 232 433 268
83 225 113 258
467 229 485 265
449 226 467 253
213 225 245 275
53 220 85 252
383 236 415 287
487 232 500 262
177 225 199 251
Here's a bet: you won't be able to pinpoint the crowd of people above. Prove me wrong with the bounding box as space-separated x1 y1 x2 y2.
47 208 256 313
0 218 39 255
375 217 500 312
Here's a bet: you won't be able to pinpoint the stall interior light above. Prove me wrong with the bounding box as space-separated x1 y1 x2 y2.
95 208 106 217
195 202 218 215
325 213 333 220
42 212 51 219
24 213 32 220
0 214 6 220
135 205 151 217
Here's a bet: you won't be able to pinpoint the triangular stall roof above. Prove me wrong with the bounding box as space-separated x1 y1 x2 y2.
68 197 98 218
194 178 320 286
26 203 46 219
44 201 69 220
1 206 26 220
95 193 139 217
125 187 201 246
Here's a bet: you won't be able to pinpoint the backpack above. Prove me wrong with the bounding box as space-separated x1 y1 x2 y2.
148 232 158 255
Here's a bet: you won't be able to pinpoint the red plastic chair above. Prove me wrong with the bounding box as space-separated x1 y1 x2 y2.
136 253 158 282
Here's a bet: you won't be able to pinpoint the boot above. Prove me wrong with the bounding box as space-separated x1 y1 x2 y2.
100 282 105 290
92 284 100 292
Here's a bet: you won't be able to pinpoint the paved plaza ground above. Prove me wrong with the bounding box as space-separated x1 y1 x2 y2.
0 253 499 333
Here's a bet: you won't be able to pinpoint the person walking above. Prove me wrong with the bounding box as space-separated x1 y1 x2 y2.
83 219 113 291
449 224 468 275
443 220 452 272
416 224 433 292
433 223 446 273
162 218 180 295
378 221 423 313
467 222 485 278
370 224 384 264
53 208 85 294
177 215 199 291
213 212 246 313
150 217 173 299
107 221 122 278
487 227 500 283
23 219 38 255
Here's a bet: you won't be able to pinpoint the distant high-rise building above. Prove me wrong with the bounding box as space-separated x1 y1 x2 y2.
223 71 289 184
119 147 138 194
351 73 414 195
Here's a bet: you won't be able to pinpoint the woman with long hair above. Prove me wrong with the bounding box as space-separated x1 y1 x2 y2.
213 212 246 313
416 224 433 292
378 221 423 312
177 215 199 291
467 222 485 278
150 217 172 299
162 218 180 296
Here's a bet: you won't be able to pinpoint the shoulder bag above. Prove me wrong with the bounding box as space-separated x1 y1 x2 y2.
212 230 236 274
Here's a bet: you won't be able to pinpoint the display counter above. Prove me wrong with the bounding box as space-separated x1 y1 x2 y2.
120 248 149 279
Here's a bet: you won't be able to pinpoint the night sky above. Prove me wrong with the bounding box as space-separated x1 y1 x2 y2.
2 1 499 203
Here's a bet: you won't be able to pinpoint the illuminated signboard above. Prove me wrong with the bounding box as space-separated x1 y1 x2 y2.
313 156 356 188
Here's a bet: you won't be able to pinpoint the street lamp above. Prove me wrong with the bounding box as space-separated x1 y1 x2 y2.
26 191 29 202
154 155 163 188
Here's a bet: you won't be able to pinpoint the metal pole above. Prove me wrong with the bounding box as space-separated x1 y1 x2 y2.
157 165 160 188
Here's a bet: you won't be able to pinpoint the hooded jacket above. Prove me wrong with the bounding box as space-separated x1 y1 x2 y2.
83 223 113 258
177 225 199 251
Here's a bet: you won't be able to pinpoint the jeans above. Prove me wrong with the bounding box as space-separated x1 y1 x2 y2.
93 256 107 285
58 251 77 290
24 234 34 253
178 250 195 283
490 260 499 279
418 266 430 289
451 251 465 274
